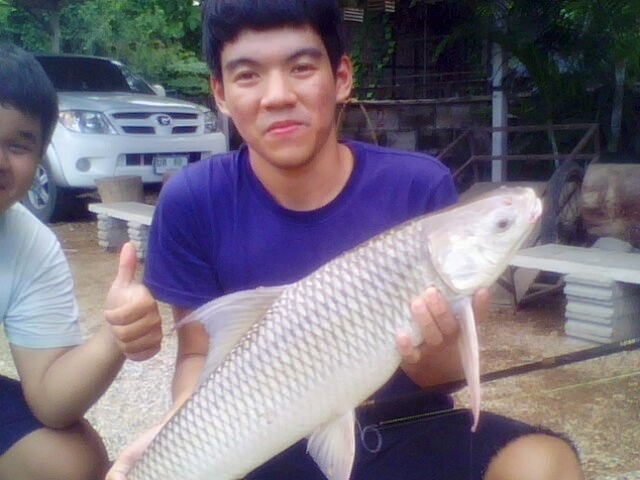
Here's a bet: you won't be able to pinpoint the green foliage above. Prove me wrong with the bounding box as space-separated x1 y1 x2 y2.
4 0 640 145
159 54 211 98
0 2 50 50
0 0 206 99
350 11 397 99
445 0 640 154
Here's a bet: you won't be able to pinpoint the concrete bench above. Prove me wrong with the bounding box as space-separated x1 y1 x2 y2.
87 202 155 260
510 244 640 343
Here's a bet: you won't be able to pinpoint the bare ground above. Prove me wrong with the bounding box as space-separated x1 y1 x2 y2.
1 215 639 479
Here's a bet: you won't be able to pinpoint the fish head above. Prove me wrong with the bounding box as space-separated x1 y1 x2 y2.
427 186 542 295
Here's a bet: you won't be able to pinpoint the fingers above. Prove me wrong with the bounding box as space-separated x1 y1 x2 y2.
106 451 132 478
396 331 420 364
104 243 139 312
110 329 162 362
106 453 136 480
412 287 459 345
105 284 156 326
113 242 138 288
103 243 162 361
398 287 461 365
104 285 163 361
106 423 164 480
106 469 128 480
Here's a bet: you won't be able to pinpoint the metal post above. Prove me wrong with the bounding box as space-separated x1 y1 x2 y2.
491 42 508 182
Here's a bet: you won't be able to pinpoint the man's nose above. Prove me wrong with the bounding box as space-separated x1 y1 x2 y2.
261 71 296 107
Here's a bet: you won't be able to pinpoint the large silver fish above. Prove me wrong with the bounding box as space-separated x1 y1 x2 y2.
128 186 542 480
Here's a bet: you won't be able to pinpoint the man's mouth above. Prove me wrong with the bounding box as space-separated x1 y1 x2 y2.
266 120 303 134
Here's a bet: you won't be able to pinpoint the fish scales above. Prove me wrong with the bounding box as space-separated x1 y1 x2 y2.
131 221 430 479
128 186 541 480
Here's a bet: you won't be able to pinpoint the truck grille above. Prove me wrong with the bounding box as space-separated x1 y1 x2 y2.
110 111 201 135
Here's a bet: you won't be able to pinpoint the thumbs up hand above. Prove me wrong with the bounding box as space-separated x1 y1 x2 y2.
104 242 163 361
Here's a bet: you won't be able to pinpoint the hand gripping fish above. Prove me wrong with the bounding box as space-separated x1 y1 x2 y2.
128 186 542 480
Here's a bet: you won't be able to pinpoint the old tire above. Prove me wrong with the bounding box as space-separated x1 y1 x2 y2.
540 160 585 245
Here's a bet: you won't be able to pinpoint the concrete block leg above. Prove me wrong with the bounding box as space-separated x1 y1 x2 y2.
564 274 640 343
96 214 128 252
127 221 150 260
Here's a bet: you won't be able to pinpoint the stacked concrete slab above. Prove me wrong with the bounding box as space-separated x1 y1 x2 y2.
564 274 640 343
88 202 155 260
127 222 151 260
509 238 640 343
96 214 129 252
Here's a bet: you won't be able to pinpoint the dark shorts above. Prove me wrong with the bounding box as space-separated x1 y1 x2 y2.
245 402 576 480
0 375 45 457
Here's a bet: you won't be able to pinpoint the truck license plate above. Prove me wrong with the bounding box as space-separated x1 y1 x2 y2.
153 154 188 174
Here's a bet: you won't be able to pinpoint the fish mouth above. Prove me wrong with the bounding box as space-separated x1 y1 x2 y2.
530 197 543 223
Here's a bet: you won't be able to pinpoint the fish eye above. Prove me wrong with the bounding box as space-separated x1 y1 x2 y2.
496 218 511 230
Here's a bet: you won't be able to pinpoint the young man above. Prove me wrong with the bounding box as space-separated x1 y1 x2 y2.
0 44 163 480
109 1 584 479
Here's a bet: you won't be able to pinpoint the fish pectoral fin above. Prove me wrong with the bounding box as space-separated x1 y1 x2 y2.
307 410 356 480
453 296 481 432
179 285 289 386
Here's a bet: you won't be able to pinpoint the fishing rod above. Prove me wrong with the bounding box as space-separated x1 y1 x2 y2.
360 335 640 412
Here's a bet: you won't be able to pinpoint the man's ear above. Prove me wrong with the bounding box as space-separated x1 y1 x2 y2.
210 75 230 116
335 55 354 104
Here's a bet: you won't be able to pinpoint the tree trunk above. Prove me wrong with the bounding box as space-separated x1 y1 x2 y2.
608 61 626 153
95 176 144 203
49 11 60 53
581 163 640 248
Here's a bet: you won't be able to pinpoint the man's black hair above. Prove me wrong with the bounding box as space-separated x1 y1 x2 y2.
202 0 346 80
0 43 58 151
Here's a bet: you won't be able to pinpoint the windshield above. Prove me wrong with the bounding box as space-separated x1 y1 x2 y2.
36 56 156 95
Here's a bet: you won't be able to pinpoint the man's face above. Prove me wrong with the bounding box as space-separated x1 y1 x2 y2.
211 26 352 172
0 104 42 214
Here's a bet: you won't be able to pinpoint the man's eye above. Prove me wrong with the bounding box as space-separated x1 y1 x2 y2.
9 144 32 154
293 64 314 74
236 71 257 82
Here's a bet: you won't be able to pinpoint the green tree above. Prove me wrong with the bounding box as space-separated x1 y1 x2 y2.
152 0 202 54
0 2 47 51
0 0 209 99
560 0 640 152
434 0 640 154
3 0 87 52
60 0 208 97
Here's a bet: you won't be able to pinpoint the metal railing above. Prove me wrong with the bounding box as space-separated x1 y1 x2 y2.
437 123 601 190
353 70 490 101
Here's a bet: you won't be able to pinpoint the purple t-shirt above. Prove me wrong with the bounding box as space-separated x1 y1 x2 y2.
144 140 457 403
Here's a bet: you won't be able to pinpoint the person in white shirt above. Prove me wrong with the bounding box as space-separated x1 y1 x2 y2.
0 43 163 480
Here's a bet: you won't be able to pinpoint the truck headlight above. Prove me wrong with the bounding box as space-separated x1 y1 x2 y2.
203 109 218 134
59 111 117 134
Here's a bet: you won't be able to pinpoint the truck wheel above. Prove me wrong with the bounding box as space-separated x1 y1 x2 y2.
21 162 74 223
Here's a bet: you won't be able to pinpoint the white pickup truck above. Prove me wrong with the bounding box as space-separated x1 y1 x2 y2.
23 54 227 222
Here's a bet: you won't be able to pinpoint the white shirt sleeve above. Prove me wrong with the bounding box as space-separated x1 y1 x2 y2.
0 204 82 349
